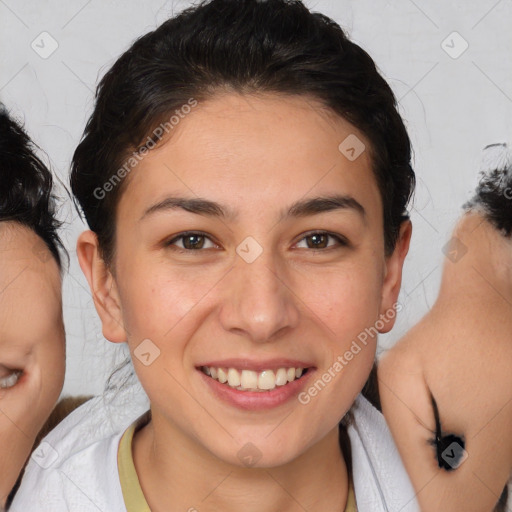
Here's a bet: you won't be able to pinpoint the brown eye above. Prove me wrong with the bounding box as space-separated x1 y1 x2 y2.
296 231 348 250
307 233 329 249
167 231 217 251
182 234 205 249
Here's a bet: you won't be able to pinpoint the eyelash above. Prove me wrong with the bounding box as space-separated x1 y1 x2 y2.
165 230 349 253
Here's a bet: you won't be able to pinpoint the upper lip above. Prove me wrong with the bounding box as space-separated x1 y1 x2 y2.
197 358 315 372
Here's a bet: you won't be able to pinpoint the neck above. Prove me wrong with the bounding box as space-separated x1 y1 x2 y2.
132 411 348 512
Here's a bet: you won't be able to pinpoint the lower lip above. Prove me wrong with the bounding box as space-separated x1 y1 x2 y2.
197 368 315 411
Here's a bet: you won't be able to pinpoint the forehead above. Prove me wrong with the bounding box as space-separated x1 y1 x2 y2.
118 92 382 222
0 222 61 307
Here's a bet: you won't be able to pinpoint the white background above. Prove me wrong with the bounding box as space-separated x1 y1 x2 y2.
1 0 511 397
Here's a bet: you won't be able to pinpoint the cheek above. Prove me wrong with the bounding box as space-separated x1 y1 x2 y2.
298 263 381 400
117 262 214 347
301 263 383 342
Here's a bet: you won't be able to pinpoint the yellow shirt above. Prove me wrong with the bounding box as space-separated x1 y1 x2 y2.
118 414 357 512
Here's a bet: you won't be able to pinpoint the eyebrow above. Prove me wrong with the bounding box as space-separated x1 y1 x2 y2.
140 194 366 222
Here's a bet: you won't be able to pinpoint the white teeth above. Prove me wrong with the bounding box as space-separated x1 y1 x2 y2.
227 368 241 387
217 368 227 383
275 368 288 386
258 370 275 390
240 370 258 389
201 365 307 392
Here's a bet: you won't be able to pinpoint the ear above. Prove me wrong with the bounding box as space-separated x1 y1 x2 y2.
378 220 412 333
76 230 127 343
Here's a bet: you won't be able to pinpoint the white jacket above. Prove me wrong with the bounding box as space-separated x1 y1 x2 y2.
10 382 419 512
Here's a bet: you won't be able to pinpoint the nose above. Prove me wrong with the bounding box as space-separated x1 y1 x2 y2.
218 248 300 343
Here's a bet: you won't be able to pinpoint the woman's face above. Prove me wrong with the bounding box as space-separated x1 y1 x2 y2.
81 93 408 467
0 222 65 503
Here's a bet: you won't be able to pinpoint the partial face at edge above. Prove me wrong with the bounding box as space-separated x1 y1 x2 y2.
83 93 407 467
0 222 65 504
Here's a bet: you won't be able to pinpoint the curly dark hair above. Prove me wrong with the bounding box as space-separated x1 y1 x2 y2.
0 105 64 268
71 0 415 266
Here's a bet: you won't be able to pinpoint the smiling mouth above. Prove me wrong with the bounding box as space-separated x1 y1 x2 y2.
199 366 310 392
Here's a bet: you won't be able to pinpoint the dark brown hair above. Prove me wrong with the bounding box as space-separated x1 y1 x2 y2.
71 0 415 266
0 105 64 267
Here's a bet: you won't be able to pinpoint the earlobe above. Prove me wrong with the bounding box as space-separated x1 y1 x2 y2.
76 230 127 343
378 220 412 333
